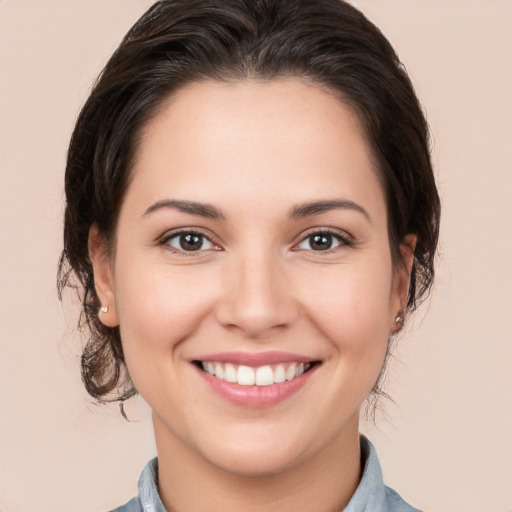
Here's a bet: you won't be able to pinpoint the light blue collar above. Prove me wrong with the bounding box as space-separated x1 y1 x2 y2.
124 436 421 512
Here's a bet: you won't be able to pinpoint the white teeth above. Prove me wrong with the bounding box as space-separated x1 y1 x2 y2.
286 363 297 381
274 364 286 383
201 361 313 386
214 363 224 380
224 363 237 383
237 365 255 385
255 365 274 386
203 362 215 375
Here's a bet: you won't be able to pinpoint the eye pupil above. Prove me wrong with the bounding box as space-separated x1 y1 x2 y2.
310 234 332 250
180 233 203 251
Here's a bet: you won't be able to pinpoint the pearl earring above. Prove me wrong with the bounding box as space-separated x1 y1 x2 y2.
394 309 405 326
100 306 109 314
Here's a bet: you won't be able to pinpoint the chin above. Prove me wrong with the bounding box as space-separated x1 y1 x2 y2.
203 437 307 478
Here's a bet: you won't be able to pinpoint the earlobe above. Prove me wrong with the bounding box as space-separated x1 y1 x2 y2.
88 224 119 327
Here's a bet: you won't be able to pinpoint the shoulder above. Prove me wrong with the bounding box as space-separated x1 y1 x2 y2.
108 496 143 512
107 457 166 512
345 436 423 512
385 486 423 512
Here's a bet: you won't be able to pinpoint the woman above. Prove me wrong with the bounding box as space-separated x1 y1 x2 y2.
58 0 440 510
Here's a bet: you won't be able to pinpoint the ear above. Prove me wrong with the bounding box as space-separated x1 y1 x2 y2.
88 224 119 327
390 234 417 331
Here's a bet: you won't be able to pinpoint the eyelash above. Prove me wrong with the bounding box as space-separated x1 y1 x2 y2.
159 228 353 256
159 229 220 256
294 228 353 254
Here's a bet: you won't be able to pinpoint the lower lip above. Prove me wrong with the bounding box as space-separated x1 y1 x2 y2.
195 365 318 408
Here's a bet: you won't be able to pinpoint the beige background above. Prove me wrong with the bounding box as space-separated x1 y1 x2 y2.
1 1 511 511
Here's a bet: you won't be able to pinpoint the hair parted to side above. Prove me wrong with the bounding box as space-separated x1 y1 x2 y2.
58 0 440 405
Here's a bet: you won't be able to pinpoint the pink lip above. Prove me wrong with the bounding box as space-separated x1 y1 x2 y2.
193 358 319 409
194 351 315 367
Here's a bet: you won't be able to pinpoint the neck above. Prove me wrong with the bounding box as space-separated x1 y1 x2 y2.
153 412 362 512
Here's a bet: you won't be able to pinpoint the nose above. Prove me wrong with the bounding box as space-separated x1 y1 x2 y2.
214 250 299 339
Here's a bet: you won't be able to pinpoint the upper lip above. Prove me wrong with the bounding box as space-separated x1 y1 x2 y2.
193 351 317 367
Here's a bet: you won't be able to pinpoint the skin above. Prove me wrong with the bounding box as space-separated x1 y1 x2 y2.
89 79 415 512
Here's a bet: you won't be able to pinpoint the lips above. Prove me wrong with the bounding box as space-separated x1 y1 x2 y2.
192 352 320 407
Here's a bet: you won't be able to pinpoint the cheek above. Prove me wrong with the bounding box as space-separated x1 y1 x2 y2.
296 257 393 368
113 260 218 378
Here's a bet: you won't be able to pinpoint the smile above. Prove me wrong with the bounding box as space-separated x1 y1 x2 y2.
200 361 313 386
193 352 320 407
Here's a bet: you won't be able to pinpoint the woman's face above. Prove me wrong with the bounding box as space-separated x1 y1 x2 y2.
92 79 412 476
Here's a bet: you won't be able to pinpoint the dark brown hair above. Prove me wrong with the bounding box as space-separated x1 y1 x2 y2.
58 0 440 404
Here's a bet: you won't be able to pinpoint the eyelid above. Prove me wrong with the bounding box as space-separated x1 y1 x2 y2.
158 228 222 254
292 227 354 252
156 226 354 255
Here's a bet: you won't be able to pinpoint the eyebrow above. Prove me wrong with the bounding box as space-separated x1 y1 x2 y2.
143 198 370 222
289 199 371 222
143 199 226 220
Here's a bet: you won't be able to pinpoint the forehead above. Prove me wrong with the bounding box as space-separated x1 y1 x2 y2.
128 78 385 220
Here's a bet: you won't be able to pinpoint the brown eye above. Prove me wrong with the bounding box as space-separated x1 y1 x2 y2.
297 231 349 251
310 234 334 250
166 232 214 252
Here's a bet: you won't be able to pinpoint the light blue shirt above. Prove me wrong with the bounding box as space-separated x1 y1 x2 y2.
110 437 421 512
